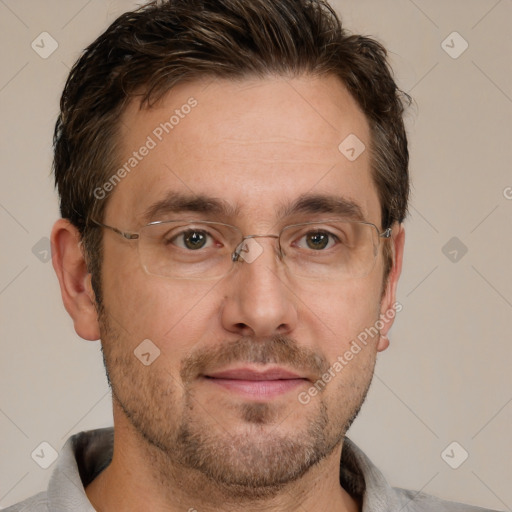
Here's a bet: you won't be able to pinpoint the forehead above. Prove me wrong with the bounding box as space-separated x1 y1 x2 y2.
105 75 380 228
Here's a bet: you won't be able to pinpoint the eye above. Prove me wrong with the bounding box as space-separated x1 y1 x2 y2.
171 229 214 250
295 230 338 251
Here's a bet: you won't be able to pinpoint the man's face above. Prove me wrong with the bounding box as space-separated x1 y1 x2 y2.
96 75 399 492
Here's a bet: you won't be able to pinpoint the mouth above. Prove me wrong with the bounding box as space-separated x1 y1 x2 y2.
202 366 309 400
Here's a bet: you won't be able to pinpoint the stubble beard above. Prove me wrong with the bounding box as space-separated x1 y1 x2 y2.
99 308 375 500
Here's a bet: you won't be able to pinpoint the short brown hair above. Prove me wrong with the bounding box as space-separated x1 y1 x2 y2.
54 0 410 301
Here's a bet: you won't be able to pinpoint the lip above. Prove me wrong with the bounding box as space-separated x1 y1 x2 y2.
203 366 309 399
206 367 304 381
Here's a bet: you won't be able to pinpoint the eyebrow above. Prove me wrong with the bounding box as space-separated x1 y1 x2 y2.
142 192 240 223
278 193 365 222
141 191 366 224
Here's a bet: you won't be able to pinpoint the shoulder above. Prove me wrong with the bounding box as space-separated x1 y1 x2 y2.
394 487 502 512
2 492 49 511
342 437 501 512
2 428 113 512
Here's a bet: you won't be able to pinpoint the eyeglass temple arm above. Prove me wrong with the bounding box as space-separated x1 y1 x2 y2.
90 219 139 240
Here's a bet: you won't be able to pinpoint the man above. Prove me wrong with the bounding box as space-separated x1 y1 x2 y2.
5 0 500 511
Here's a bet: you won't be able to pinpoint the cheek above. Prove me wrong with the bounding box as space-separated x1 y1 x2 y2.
102 257 218 353
296 278 382 360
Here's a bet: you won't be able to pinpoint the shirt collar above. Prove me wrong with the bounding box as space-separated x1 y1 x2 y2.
340 437 402 510
47 428 400 511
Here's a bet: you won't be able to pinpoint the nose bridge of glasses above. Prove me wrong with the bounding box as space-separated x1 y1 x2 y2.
232 233 281 262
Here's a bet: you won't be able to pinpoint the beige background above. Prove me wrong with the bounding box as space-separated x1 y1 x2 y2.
1 0 511 509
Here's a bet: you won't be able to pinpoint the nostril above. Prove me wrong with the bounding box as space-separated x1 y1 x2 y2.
234 322 254 336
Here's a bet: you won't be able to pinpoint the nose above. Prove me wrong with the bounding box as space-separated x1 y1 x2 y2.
220 236 298 338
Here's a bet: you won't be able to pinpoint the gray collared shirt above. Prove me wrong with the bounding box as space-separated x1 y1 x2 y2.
4 428 500 511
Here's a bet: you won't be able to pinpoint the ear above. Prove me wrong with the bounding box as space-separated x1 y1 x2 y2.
51 219 100 341
376 223 405 352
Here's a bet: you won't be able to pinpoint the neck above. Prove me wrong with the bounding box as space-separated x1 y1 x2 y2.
85 420 360 512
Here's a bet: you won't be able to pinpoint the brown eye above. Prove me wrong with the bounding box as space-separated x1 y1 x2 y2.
184 231 207 249
306 232 329 250
296 231 337 251
171 230 212 250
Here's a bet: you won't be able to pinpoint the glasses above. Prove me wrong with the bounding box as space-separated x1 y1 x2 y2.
90 218 391 280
